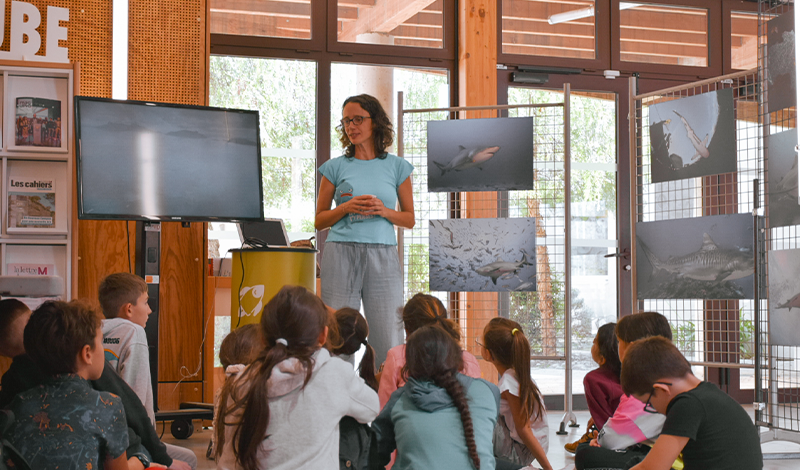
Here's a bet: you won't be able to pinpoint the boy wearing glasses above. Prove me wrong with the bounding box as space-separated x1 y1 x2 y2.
576 312 673 470
622 336 762 470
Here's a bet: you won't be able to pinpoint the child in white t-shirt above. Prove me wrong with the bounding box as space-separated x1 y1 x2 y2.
481 318 552 470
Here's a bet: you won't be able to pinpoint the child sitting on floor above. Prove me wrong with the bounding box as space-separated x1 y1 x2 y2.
622 336 762 470
214 285 379 470
208 323 263 458
4 301 129 470
575 311 675 470
371 325 499 469
481 318 552 470
331 307 378 470
379 293 481 408
565 322 623 453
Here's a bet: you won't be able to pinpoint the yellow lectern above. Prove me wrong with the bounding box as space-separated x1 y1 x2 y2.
230 247 317 328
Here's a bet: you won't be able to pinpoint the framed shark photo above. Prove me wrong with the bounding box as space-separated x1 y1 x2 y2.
766 11 795 113
429 218 536 292
768 249 800 346
767 128 800 228
636 213 754 300
648 88 736 184
427 116 534 193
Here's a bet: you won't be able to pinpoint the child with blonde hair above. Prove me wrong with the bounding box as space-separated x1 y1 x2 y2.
481 318 552 470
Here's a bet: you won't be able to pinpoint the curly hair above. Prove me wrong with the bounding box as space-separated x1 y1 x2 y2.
337 94 394 158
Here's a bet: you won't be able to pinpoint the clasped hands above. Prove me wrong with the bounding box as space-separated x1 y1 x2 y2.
341 195 386 217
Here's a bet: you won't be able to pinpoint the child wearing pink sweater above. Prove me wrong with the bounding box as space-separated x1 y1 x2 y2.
378 293 481 408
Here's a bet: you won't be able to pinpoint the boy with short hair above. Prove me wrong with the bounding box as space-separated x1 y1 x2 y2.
99 272 198 469
622 336 763 470
576 311 674 470
4 300 129 470
99 272 155 424
0 298 32 359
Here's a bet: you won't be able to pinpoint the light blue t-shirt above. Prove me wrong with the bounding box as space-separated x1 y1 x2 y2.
319 154 414 245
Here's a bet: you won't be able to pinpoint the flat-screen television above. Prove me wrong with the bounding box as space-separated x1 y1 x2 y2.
74 96 264 222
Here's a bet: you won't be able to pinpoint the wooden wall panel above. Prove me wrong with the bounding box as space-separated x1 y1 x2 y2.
157 381 203 411
157 222 206 382
78 220 136 300
128 0 205 105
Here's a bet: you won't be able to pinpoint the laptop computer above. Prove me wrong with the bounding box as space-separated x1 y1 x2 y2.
237 219 290 248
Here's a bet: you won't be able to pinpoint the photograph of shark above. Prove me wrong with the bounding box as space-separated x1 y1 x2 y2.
636 213 754 299
767 11 795 113
768 249 800 346
429 217 536 292
427 116 533 192
767 128 800 228
648 88 736 184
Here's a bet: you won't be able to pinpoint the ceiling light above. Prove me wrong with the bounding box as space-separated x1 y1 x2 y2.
548 3 641 25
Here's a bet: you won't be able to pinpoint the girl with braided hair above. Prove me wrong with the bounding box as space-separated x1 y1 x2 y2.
371 325 499 470
481 317 552 470
378 293 481 408
214 285 379 470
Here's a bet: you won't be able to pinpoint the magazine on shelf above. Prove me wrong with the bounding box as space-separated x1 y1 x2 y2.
7 263 56 276
14 97 62 148
8 177 56 230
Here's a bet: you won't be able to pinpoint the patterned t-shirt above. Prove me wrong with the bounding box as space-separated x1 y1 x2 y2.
5 374 129 470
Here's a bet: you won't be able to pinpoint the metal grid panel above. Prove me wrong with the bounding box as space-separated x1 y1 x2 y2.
633 70 761 373
399 98 568 360
760 0 800 434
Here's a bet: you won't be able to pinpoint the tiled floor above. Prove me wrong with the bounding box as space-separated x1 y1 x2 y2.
169 407 800 470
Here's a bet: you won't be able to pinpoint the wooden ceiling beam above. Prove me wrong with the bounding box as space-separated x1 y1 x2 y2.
210 11 310 38
338 0 437 42
502 43 595 59
394 38 442 48
389 25 443 40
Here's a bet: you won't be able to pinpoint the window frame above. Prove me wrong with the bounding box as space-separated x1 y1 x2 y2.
497 0 613 71
610 0 723 79
723 1 758 74
326 0 457 61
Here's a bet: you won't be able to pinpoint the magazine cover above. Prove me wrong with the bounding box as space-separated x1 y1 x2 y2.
15 97 62 147
8 177 56 229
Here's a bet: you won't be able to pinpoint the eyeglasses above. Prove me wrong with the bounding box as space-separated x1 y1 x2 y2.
341 115 371 127
474 338 486 349
643 381 673 413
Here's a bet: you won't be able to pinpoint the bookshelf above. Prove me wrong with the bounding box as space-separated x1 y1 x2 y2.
0 60 78 300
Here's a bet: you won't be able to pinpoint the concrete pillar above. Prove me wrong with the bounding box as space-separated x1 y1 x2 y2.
355 33 396 127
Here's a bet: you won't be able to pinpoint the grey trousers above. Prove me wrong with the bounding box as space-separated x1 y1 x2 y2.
165 441 198 469
321 242 404 366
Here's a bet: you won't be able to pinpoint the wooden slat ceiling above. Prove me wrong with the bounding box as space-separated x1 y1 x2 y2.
209 0 757 67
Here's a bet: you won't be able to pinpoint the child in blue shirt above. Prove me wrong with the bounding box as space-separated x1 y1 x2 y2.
4 300 129 470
